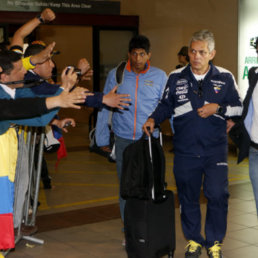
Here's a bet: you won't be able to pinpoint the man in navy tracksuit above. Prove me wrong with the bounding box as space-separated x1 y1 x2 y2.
143 30 242 258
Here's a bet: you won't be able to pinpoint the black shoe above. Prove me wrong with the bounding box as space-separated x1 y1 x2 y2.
185 240 202 258
43 182 52 189
42 176 52 189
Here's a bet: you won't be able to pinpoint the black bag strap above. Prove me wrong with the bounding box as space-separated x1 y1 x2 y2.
115 61 126 85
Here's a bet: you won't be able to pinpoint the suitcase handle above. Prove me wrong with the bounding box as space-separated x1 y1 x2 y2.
147 135 155 200
146 127 163 200
145 126 162 146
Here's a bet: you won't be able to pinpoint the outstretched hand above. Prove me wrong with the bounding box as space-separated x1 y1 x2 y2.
56 87 88 109
77 58 93 81
30 42 56 65
77 58 90 74
81 69 93 81
102 85 131 109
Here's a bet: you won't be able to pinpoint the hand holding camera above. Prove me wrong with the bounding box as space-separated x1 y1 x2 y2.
61 66 78 91
65 66 82 77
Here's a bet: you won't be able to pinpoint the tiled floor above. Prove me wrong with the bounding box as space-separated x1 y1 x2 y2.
4 123 258 258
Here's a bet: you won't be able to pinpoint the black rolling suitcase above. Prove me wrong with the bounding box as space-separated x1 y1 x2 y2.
122 132 175 258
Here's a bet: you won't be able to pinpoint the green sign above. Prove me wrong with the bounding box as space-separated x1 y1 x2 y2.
242 55 258 79
0 0 120 15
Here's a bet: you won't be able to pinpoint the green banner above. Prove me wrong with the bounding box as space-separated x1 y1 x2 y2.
0 0 120 15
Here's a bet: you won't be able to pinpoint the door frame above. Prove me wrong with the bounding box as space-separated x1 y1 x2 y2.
92 26 138 92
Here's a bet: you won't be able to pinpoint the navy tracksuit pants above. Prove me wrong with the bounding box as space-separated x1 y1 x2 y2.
173 151 229 248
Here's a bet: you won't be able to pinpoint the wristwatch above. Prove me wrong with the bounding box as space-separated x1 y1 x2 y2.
36 14 44 24
216 105 223 115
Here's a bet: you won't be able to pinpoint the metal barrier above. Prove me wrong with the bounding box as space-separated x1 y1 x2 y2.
3 126 46 257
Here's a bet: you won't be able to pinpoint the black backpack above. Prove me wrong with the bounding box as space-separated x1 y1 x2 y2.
120 134 166 201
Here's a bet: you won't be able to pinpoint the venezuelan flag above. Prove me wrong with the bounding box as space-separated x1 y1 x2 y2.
0 128 18 250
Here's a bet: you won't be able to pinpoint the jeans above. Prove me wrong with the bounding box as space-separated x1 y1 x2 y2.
114 135 135 222
249 146 258 216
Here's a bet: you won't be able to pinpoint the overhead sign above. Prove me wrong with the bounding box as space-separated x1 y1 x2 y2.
0 0 120 15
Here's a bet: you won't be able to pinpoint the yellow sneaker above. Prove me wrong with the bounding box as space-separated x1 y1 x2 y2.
185 240 202 257
208 241 223 258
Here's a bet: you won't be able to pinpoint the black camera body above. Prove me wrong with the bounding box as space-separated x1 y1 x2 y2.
66 66 82 77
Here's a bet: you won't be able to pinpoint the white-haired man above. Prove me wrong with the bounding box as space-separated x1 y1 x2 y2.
143 30 242 258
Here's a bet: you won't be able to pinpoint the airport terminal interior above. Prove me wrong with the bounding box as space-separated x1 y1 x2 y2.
6 122 258 258
0 1 258 258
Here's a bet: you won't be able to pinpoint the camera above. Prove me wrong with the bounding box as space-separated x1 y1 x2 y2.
63 121 72 128
65 66 82 77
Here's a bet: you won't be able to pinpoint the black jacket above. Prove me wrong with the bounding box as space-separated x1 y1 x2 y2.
229 67 258 163
0 98 48 121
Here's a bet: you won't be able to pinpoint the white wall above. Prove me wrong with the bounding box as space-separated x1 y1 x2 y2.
118 0 238 78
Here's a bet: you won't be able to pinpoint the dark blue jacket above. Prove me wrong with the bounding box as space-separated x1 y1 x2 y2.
150 64 242 156
25 71 104 108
